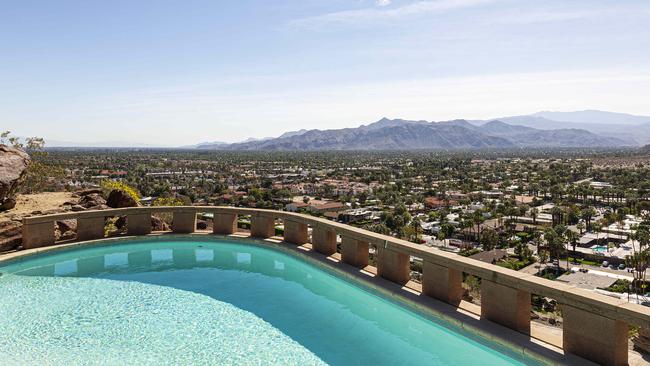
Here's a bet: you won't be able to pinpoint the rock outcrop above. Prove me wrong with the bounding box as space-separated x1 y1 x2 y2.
78 188 102 196
106 190 139 208
0 220 22 252
78 192 107 210
0 145 30 211
152 215 170 231
56 219 77 233
115 216 127 230
55 219 77 242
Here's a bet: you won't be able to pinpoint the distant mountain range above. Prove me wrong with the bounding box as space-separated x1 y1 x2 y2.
485 110 650 146
195 110 640 151
530 110 650 125
42 110 650 150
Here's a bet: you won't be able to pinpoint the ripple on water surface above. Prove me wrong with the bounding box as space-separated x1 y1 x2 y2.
0 275 325 365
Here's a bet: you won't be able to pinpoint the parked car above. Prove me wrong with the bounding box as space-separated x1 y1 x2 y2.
602 261 609 267
618 264 626 270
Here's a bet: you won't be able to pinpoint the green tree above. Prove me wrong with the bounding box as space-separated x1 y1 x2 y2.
439 223 455 243
514 241 533 263
565 229 579 266
480 228 499 251
538 249 549 274
409 217 422 242
544 227 565 261
626 249 650 301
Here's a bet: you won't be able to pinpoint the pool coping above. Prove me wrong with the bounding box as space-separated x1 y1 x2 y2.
0 232 597 366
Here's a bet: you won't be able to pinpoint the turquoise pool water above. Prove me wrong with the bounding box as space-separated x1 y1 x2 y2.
592 245 608 253
0 239 535 365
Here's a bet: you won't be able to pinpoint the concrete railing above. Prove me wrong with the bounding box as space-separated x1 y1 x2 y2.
21 206 650 366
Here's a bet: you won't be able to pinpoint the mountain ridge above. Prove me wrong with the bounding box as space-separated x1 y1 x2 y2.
196 117 628 151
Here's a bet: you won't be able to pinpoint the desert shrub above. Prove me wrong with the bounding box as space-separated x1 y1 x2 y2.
151 196 184 224
152 197 184 207
101 180 140 201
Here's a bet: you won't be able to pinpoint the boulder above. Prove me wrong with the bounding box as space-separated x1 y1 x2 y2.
0 220 23 252
42 208 66 215
56 219 77 233
0 145 30 211
70 204 86 212
54 225 76 242
78 188 102 196
0 220 22 237
79 193 107 209
151 215 170 231
0 197 17 211
115 216 127 230
106 190 139 208
59 230 76 241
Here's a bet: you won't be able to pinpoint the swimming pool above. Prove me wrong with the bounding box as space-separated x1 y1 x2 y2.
592 245 608 253
0 238 538 365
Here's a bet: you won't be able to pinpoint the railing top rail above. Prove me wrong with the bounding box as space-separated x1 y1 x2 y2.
21 205 650 328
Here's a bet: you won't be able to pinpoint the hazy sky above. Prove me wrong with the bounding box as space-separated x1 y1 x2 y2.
2 0 650 146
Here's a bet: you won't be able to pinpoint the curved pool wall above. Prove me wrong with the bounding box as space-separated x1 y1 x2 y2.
20 207 650 365
0 236 540 366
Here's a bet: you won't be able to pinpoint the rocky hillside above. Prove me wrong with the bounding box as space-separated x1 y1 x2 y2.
0 189 169 253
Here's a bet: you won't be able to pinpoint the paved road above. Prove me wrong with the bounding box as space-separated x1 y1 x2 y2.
519 260 635 280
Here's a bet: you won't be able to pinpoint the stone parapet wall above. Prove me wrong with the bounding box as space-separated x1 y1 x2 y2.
19 206 650 366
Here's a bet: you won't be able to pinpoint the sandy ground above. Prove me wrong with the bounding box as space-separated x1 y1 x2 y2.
0 192 75 222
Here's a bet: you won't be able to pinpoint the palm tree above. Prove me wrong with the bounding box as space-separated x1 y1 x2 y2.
531 207 538 225
593 223 602 245
626 248 650 302
565 229 579 266
538 249 549 275
472 210 484 242
410 217 422 243
580 207 596 231
636 226 650 253
551 206 564 226
531 230 542 255
544 227 566 263
480 228 500 251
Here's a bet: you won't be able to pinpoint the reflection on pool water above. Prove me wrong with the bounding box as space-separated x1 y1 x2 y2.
0 239 539 365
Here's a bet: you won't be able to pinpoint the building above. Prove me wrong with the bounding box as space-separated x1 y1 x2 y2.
285 201 309 212
339 209 372 224
469 249 508 264
308 202 347 214
424 197 458 208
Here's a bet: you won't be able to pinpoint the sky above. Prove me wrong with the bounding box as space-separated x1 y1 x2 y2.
1 0 650 146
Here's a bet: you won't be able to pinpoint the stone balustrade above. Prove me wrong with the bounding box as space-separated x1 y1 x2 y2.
19 206 650 366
